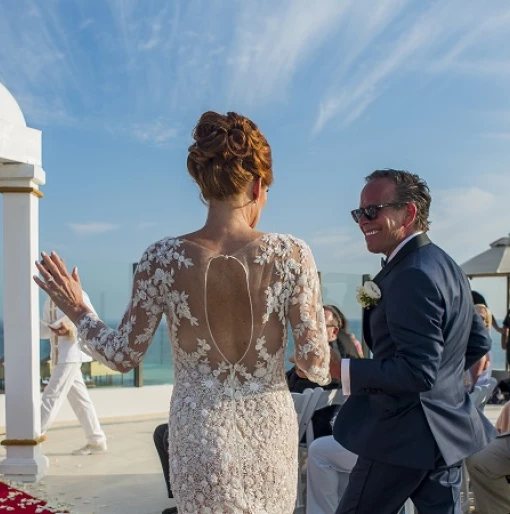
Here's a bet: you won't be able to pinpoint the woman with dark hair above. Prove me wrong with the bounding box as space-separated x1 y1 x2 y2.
35 111 330 514
325 305 364 358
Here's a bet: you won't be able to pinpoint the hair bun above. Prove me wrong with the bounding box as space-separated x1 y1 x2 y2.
226 127 250 159
187 111 273 201
192 121 228 161
191 113 251 162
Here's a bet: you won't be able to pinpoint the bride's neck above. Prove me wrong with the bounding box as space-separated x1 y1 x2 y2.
201 200 256 238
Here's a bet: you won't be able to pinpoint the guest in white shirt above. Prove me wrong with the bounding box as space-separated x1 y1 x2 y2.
40 282 107 456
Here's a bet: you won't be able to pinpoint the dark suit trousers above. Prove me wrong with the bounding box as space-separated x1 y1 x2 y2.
153 423 173 498
336 456 462 514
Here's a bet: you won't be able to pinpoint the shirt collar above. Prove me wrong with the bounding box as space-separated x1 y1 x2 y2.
387 231 423 263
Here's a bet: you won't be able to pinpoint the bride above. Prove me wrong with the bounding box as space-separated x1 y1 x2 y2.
35 111 331 513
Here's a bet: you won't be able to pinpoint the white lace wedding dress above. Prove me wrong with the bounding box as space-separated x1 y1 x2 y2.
77 233 330 514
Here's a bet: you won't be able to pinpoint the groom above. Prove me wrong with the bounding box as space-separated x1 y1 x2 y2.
332 170 496 514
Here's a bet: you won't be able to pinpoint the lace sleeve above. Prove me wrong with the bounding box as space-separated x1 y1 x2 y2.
288 240 331 386
76 241 171 371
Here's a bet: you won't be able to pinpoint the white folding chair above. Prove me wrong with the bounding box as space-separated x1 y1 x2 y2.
292 388 324 513
459 379 499 513
460 460 471 514
313 388 347 415
479 377 498 411
471 377 498 412
292 388 347 513
470 385 484 408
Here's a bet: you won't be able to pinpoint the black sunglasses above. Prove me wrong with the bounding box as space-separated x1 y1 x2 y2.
350 202 406 223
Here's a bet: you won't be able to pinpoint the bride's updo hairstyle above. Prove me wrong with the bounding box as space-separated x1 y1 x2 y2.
187 111 273 201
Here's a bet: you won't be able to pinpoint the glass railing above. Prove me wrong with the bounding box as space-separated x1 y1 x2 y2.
0 261 365 389
320 272 364 343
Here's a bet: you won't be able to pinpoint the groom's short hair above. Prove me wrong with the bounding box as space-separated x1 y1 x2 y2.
365 169 431 232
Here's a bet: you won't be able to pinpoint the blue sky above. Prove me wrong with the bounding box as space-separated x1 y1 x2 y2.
1 0 510 321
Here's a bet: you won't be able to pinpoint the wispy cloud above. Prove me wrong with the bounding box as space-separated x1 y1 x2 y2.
311 229 352 246
314 3 443 132
138 20 163 51
431 179 510 266
67 222 119 236
109 119 179 145
426 9 510 76
311 226 379 276
3 0 510 146
483 132 510 140
105 2 228 114
313 2 510 132
228 0 350 106
40 241 69 252
15 92 74 127
129 120 179 145
79 18 94 31
136 222 158 230
0 0 86 126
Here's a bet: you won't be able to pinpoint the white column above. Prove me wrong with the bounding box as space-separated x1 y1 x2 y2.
0 163 47 482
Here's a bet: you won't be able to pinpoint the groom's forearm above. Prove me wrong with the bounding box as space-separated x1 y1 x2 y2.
347 343 443 395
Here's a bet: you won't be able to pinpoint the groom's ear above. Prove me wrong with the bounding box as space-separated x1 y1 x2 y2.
402 203 418 228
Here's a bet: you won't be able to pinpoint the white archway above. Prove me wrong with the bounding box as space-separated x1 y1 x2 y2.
0 82 48 481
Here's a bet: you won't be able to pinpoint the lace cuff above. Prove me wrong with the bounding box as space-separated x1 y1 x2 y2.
75 312 112 367
302 365 331 386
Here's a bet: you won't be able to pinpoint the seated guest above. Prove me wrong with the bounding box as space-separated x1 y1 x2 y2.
490 378 510 404
306 435 358 514
472 290 487 306
469 304 493 388
472 290 504 334
286 305 359 438
153 423 177 514
496 400 510 434
503 308 510 366
466 403 510 514
326 304 364 358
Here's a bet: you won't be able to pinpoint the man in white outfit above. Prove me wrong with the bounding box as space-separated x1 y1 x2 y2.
306 436 358 514
40 290 107 455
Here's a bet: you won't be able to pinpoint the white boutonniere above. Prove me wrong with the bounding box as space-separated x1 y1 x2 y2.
356 280 381 309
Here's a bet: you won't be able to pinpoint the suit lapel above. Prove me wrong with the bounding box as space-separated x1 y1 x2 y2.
373 233 431 286
362 233 431 351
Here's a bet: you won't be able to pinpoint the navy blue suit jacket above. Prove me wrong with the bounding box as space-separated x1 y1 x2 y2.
333 233 496 470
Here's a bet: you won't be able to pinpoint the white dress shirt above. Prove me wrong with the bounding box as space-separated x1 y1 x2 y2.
40 292 95 364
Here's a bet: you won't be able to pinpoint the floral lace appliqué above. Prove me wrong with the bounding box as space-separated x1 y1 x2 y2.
76 233 330 513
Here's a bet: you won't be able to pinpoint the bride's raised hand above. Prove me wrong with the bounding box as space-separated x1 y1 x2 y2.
34 251 91 324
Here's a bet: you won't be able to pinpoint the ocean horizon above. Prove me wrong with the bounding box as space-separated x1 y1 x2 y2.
0 319 506 388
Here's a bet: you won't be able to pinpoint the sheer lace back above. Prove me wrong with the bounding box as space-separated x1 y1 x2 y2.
77 232 330 514
203 255 255 380
160 234 330 391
